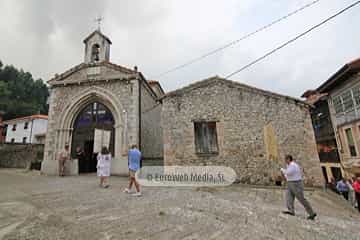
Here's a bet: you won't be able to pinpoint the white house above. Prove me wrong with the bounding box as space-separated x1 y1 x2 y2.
4 115 48 144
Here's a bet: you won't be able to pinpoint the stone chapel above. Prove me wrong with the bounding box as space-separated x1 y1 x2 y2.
41 29 164 175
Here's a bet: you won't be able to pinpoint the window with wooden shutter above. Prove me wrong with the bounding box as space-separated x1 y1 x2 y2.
194 121 219 154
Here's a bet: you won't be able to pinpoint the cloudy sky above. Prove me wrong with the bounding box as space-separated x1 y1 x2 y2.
0 0 359 98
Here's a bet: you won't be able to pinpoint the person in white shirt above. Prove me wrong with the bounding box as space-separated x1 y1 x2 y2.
280 155 317 220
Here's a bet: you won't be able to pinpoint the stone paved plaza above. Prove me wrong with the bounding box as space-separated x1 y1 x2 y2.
0 169 359 240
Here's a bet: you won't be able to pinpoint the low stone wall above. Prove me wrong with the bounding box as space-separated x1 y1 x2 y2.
0 143 44 169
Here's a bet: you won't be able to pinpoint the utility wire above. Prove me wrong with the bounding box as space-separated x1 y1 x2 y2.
226 1 360 78
152 0 321 79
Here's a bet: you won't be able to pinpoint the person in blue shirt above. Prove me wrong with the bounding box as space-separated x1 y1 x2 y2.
336 178 350 200
123 144 142 196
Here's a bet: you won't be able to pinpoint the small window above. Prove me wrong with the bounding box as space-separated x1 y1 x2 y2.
24 122 29 129
194 121 219 154
342 91 354 111
22 137 27 144
345 128 357 157
353 86 360 105
11 138 15 143
12 124 17 131
332 96 343 114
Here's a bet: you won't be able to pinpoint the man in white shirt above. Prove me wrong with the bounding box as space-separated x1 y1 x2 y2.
280 155 317 220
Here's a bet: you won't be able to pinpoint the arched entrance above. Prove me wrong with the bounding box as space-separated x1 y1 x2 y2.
71 101 115 173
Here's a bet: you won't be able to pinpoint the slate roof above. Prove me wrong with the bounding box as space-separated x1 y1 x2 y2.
83 30 112 44
317 58 360 93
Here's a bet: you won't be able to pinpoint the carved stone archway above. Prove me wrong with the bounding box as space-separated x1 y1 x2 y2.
53 86 128 175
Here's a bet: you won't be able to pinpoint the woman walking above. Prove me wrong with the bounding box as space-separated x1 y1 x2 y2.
97 146 112 188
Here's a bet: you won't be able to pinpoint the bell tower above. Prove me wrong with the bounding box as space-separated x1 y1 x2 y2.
83 30 112 63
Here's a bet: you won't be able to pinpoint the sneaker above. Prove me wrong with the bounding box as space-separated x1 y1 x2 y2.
307 213 317 220
103 185 110 189
282 211 295 216
131 192 142 197
123 188 131 193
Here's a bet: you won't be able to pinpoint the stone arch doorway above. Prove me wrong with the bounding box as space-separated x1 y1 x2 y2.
71 101 115 173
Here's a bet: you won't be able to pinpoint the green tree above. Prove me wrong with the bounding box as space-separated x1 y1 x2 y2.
0 60 49 120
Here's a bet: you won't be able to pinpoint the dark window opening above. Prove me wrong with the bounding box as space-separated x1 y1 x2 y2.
330 167 342 182
194 121 219 154
12 124 17 131
24 122 29 129
345 128 357 157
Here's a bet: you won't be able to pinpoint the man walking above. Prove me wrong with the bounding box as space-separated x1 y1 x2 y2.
281 155 317 220
58 143 71 177
123 144 142 197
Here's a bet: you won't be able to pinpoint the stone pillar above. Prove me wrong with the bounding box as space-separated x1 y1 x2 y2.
111 122 128 175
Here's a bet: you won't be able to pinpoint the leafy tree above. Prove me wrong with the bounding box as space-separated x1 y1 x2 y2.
0 60 49 120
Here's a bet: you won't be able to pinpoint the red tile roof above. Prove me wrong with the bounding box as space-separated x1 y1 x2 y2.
3 115 48 124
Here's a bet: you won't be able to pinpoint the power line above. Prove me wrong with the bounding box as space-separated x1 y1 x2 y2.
226 1 360 78
152 0 321 79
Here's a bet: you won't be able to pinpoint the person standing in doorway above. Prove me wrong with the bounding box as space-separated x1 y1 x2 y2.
76 146 85 173
281 155 317 220
58 143 71 177
123 144 142 197
352 177 360 212
96 146 112 188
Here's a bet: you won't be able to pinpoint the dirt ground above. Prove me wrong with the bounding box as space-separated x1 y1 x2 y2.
0 169 359 240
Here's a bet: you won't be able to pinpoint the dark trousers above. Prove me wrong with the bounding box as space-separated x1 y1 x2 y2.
286 180 315 215
356 192 360 212
340 191 349 201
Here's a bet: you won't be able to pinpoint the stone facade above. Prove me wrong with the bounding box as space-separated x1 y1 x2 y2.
41 30 164 175
162 77 322 186
140 81 163 160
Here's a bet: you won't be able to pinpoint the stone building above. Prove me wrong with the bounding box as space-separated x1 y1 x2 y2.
41 30 164 175
161 76 322 185
316 58 360 176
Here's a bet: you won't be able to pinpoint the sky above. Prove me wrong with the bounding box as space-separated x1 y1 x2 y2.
0 0 359 98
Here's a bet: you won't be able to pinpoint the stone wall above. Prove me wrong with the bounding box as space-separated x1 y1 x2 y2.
140 81 163 160
0 143 44 169
162 77 323 186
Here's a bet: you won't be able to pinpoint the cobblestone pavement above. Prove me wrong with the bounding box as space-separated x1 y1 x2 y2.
0 169 359 240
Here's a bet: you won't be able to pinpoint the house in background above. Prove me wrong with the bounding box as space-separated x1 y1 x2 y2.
301 90 342 182
315 58 360 176
3 115 48 144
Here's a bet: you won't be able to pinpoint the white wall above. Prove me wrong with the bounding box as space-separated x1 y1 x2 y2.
31 119 48 143
5 119 48 144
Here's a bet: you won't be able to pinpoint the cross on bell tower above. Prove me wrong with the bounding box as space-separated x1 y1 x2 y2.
95 16 103 31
